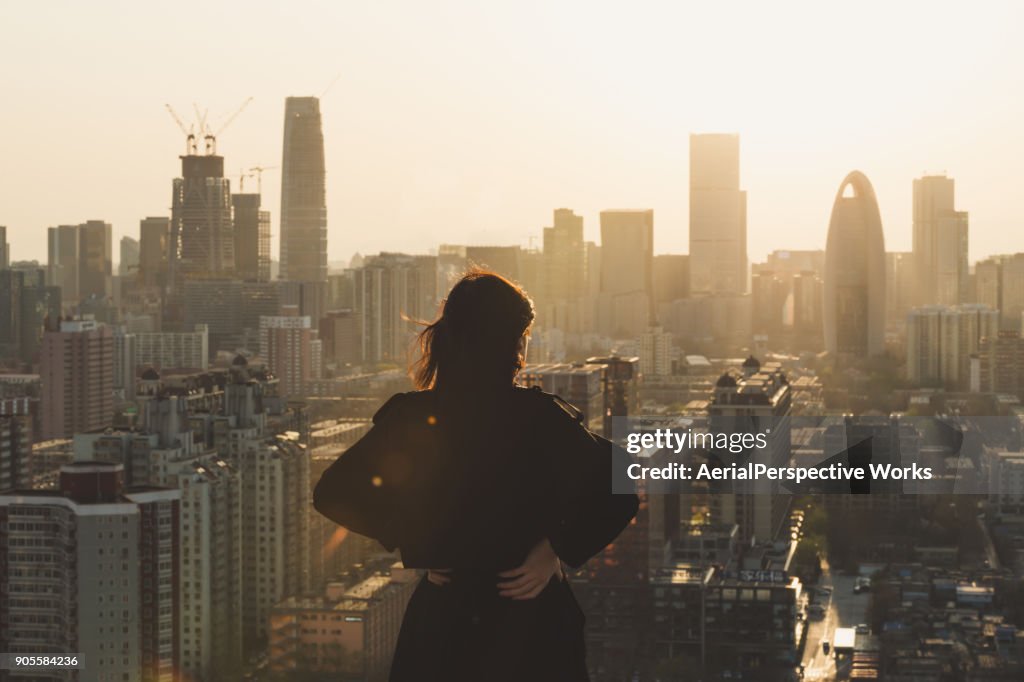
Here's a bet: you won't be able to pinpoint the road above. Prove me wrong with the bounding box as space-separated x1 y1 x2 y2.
799 558 870 681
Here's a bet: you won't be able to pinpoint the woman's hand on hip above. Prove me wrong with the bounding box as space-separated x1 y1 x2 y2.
498 537 561 600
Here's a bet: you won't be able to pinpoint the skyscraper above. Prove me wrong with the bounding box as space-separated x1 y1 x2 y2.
233 193 271 281
47 224 80 302
543 208 586 301
912 175 968 306
280 96 328 283
599 209 654 336
139 216 170 288
823 171 887 358
689 133 747 295
119 235 139 278
78 219 112 300
0 225 9 268
171 154 234 282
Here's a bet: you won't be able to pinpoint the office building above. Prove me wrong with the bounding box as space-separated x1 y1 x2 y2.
139 217 170 288
599 209 654 336
689 134 747 295
543 208 586 301
0 268 61 364
653 254 689 304
280 96 328 283
47 224 80 302
232 193 271 282
0 461 180 682
464 245 522 282
40 319 113 440
78 220 113 301
912 175 968 306
113 327 137 401
120 235 140 278
823 171 887 358
319 309 361 366
0 225 8 268
886 251 915 327
171 154 234 282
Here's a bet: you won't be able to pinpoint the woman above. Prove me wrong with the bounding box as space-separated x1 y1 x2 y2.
313 270 639 681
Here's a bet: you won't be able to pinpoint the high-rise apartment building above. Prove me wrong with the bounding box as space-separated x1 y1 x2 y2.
639 325 674 377
977 331 1024 397
906 304 998 389
0 461 180 682
280 96 328 283
259 308 321 397
0 413 32 491
232 193 271 282
40 319 113 439
823 171 887 358
354 253 438 363
912 175 968 306
599 209 654 336
689 134 747 295
135 324 210 371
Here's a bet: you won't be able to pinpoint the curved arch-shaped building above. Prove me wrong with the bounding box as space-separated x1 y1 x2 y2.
823 171 887 357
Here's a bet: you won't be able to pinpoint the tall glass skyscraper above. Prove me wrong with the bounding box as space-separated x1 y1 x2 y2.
689 133 747 295
280 96 328 283
823 171 887 358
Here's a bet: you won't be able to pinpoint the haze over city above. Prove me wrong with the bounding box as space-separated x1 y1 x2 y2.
3 0 1023 264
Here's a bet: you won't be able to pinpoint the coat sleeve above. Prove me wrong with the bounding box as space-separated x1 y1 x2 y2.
543 400 640 569
312 394 408 551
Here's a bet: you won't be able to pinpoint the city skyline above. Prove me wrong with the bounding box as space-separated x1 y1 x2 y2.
3 1 1023 265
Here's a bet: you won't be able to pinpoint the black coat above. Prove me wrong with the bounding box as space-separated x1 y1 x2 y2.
313 385 639 682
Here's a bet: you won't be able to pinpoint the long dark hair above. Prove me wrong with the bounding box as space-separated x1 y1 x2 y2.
411 269 535 391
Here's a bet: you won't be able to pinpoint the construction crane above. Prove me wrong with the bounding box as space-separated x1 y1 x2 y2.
238 168 256 193
166 96 253 156
164 104 197 155
249 165 278 195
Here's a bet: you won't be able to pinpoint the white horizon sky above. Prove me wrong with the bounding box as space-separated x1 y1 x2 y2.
2 1 1022 266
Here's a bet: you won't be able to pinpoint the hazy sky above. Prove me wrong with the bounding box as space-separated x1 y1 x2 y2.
2 1 1023 266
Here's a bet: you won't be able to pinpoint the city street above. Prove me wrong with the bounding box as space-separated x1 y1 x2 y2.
800 559 870 681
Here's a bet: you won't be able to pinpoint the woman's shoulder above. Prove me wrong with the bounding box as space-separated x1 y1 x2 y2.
512 385 585 426
371 390 435 425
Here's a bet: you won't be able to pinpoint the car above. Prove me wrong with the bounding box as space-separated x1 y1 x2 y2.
822 641 831 654
855 623 870 634
819 586 832 596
